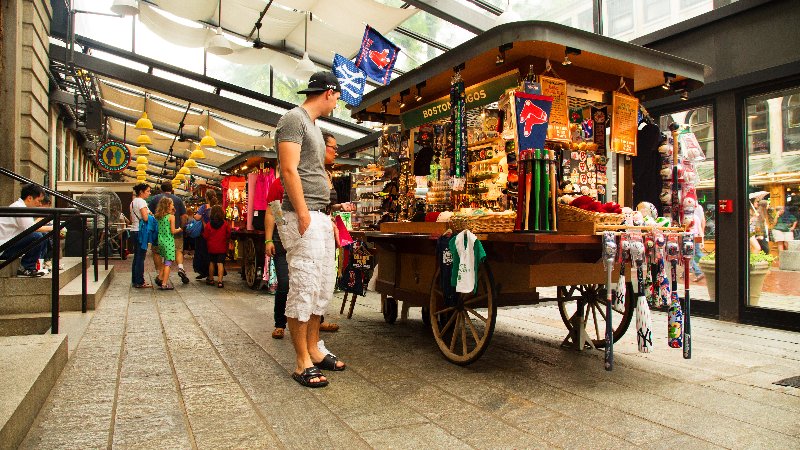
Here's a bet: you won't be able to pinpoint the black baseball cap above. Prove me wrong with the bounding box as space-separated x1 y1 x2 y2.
297 71 342 94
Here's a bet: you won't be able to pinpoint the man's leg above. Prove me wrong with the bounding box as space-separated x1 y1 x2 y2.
287 317 325 382
1 232 46 271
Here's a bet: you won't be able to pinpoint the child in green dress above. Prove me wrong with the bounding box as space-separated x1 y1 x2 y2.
155 197 182 290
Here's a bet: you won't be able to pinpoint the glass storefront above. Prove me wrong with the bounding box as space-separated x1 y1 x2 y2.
659 105 716 304
745 86 800 313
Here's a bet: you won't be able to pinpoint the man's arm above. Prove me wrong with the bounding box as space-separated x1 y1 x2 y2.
278 141 310 236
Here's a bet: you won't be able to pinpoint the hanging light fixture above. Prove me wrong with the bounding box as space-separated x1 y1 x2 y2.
190 142 207 159
135 156 148 165
136 132 152 146
206 1 233 55
179 167 191 175
137 175 147 181
135 145 149 156
136 163 148 172
175 173 186 181
184 158 198 168
135 94 153 130
294 12 316 79
200 130 216 148
110 0 139 16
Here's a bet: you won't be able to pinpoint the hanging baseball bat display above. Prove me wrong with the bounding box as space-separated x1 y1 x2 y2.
549 149 557 231
667 234 683 348
630 233 653 353
602 232 617 371
533 150 541 230
614 233 629 313
668 122 682 227
681 232 693 359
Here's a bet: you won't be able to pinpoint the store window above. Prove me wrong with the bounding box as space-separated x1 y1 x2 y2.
643 0 670 24
746 101 770 154
659 105 716 303
607 0 634 36
784 93 800 152
746 87 800 313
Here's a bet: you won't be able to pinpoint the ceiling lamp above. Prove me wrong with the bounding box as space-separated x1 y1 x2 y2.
110 0 139 16
184 158 198 168
135 112 152 131
136 163 148 172
199 129 216 148
175 173 186 181
206 1 232 55
135 145 149 156
294 12 316 79
135 156 148 165
137 175 147 182
179 167 191 175
136 132 152 146
190 143 207 159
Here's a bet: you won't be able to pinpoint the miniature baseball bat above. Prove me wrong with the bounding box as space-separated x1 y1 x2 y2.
549 149 557 231
515 156 526 231
525 162 532 230
635 255 654 353
682 232 693 359
603 232 617 371
669 123 681 227
542 152 550 231
533 150 541 230
667 238 683 348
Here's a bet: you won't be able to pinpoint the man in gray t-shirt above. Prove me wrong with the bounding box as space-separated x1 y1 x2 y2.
276 71 347 388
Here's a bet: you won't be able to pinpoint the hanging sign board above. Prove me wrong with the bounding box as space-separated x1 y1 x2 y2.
401 70 519 129
96 141 131 173
610 91 639 156
539 76 570 142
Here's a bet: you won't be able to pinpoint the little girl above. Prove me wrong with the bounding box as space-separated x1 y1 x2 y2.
155 197 182 290
202 204 230 288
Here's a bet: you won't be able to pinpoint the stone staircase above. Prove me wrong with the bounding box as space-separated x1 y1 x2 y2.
0 257 115 449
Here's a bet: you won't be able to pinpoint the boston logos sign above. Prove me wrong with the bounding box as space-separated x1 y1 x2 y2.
97 141 131 173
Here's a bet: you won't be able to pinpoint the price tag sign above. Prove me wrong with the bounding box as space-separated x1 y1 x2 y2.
539 76 570 142
610 92 638 156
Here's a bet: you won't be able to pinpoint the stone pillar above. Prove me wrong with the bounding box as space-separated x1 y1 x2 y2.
0 0 23 205
18 0 53 182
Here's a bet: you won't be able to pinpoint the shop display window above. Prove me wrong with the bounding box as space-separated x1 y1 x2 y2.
745 86 800 313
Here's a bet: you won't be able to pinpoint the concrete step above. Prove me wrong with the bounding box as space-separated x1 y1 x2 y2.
0 266 114 332
0 258 83 298
0 334 68 450
59 266 115 312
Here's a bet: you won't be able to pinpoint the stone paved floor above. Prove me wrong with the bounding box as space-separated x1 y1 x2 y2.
20 266 800 449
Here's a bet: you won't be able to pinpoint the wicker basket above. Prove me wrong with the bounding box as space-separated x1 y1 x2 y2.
449 213 516 233
557 203 624 235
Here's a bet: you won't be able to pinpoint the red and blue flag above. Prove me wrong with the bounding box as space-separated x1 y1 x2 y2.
514 93 553 151
354 25 399 85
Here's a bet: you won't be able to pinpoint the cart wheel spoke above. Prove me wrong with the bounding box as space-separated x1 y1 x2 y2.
461 315 468 355
435 305 457 316
463 293 489 306
595 302 607 321
465 313 481 345
449 312 461 352
439 311 457 335
464 306 487 324
592 305 601 341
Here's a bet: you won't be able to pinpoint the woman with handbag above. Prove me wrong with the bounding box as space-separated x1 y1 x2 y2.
192 190 218 280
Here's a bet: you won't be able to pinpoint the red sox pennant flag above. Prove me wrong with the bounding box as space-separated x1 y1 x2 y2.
514 92 553 151
355 25 399 85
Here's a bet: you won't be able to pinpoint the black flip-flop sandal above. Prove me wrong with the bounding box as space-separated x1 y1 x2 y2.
313 354 346 371
291 367 328 388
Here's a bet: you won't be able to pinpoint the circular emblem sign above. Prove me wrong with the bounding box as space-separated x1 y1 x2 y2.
97 141 131 173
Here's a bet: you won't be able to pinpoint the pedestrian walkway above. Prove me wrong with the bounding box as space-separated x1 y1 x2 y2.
20 267 800 449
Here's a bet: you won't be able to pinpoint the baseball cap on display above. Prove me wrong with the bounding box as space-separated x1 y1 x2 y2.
297 71 342 94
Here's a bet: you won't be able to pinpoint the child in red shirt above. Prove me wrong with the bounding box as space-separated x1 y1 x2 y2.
202 205 230 288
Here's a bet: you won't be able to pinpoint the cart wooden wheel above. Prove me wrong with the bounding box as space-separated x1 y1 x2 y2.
241 238 258 289
429 263 497 365
556 283 634 348
383 296 398 324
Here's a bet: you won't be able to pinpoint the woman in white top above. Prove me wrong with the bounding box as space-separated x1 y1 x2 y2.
130 183 152 288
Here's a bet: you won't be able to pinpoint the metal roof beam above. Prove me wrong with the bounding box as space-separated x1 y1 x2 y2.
402 0 494 35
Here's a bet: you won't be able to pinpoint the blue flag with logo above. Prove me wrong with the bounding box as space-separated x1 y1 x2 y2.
332 54 366 107
354 25 399 85
514 93 553 151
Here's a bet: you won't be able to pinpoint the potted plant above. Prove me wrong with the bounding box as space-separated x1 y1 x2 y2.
698 251 775 306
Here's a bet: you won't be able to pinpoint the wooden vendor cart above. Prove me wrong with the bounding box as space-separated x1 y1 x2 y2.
350 21 706 365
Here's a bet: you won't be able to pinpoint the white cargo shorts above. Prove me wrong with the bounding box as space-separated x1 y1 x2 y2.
277 210 335 322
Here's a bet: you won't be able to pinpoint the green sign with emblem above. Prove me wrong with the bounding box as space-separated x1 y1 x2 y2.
400 70 519 129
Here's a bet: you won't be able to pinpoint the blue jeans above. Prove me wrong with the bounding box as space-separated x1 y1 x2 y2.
131 231 147 286
690 242 704 276
1 232 46 270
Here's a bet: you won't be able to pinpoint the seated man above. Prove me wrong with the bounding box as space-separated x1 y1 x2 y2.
0 184 51 277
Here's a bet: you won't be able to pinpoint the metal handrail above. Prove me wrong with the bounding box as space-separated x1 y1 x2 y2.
0 206 81 334
0 166 109 275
